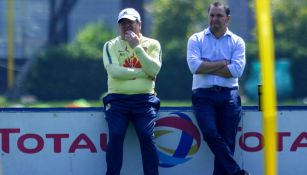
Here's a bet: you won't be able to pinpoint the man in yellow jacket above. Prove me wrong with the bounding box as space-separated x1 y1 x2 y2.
102 8 162 175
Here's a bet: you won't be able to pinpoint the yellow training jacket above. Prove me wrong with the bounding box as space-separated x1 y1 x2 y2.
102 34 162 95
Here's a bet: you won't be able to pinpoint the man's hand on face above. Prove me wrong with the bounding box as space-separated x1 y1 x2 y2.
125 30 140 48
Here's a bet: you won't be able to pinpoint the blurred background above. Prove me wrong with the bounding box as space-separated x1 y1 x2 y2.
0 0 306 107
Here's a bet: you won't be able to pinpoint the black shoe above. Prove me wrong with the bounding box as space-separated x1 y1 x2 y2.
234 170 251 175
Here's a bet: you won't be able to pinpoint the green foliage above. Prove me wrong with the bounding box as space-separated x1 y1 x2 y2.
156 57 192 100
272 1 307 99
151 0 210 60
25 46 107 100
73 21 115 58
272 0 307 59
245 0 307 99
248 0 307 60
246 42 258 60
25 22 115 100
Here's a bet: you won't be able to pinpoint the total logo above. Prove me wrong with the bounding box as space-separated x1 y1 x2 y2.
154 112 201 167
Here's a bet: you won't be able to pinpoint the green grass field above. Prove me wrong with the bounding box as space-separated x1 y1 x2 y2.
0 95 305 108
0 96 193 108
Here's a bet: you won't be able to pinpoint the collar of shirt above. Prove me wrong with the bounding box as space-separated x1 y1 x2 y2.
204 27 232 38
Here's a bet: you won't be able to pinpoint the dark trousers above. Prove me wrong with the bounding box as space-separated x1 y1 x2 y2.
192 87 242 175
103 93 160 175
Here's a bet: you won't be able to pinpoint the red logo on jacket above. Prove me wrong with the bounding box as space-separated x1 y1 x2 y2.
123 56 141 68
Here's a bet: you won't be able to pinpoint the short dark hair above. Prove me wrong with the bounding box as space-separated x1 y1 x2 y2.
208 2 230 16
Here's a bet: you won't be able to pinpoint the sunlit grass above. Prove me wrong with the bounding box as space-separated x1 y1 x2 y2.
0 99 192 108
161 100 192 107
0 95 306 108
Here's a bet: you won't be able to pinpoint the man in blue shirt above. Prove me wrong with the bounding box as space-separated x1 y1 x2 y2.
187 2 250 175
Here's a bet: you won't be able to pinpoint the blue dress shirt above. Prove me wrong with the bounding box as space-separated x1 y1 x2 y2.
187 28 246 90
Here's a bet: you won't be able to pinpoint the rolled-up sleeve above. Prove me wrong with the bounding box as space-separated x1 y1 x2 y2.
187 35 203 74
227 37 246 78
134 40 162 77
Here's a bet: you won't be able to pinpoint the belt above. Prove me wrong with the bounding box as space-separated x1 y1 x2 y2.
193 86 238 93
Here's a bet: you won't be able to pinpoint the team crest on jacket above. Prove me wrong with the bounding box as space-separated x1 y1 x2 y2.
123 55 141 68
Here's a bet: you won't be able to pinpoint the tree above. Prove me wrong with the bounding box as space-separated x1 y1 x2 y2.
245 0 307 100
151 0 210 60
48 0 78 46
271 0 307 98
247 0 307 59
149 0 212 100
272 0 307 59
25 22 115 100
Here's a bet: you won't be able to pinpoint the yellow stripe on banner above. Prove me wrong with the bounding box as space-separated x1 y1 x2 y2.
255 0 278 175
7 0 15 89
